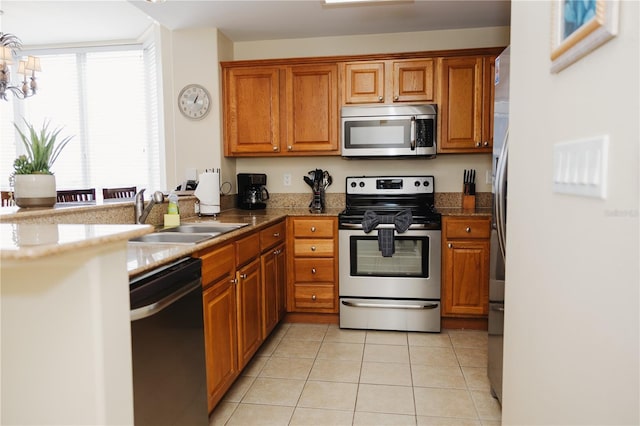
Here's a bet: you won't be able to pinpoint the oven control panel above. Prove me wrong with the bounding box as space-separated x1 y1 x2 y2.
345 176 434 195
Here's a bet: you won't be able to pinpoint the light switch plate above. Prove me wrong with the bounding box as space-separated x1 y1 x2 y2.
553 135 608 198
283 173 292 186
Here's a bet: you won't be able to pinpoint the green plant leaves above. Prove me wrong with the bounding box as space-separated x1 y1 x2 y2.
13 119 73 175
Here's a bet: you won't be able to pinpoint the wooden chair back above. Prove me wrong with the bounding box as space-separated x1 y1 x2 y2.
102 186 137 199
56 189 96 203
1 190 15 207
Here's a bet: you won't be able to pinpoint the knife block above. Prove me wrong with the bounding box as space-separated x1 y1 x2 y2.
462 194 476 211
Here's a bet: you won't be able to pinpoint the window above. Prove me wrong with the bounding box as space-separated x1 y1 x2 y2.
0 41 163 197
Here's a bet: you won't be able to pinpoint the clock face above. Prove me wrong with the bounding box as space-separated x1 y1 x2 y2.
178 84 211 120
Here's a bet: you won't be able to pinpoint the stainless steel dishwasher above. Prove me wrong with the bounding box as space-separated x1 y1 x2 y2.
129 257 207 426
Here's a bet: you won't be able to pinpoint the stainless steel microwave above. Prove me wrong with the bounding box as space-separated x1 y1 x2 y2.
341 104 437 158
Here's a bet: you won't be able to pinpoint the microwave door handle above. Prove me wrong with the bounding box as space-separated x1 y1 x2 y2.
410 116 416 150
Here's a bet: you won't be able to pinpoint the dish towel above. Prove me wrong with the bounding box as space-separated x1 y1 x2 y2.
361 209 413 257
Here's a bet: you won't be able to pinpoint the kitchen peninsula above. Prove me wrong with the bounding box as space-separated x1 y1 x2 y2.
0 221 151 425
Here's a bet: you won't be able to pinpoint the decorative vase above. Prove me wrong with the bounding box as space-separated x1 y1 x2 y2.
13 174 57 208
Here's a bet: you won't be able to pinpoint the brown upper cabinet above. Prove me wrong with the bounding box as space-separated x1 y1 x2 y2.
221 48 504 157
342 58 436 104
223 63 339 157
437 55 496 153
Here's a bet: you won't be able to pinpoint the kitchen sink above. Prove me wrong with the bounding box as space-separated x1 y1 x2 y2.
129 233 218 245
129 223 249 245
161 223 249 234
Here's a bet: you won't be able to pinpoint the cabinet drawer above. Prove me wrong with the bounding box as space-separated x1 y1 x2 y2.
199 243 235 287
294 258 335 282
444 217 490 239
292 218 335 238
293 284 335 310
236 233 261 266
293 239 334 257
260 221 286 251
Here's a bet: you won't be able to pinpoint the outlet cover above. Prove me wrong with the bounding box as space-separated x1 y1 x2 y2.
283 173 292 186
553 135 608 199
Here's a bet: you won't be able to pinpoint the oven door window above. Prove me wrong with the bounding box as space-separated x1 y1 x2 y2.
349 235 429 277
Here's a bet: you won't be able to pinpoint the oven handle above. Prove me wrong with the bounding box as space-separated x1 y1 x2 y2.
341 300 439 310
339 223 433 230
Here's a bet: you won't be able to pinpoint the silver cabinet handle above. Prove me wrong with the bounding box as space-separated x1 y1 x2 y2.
272 145 278 151
240 273 247 279
273 232 280 237
230 278 238 284
483 141 489 147
311 268 317 274
310 246 316 251
465 227 471 233
378 96 383 101
394 95 399 101
311 294 317 301
311 226 316 232
287 145 292 151
273 249 279 255
476 142 481 147
341 300 438 310
448 243 453 249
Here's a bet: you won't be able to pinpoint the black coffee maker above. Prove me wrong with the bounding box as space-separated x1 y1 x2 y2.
237 173 270 210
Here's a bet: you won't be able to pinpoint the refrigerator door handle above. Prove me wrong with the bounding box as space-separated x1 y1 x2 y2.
494 128 509 260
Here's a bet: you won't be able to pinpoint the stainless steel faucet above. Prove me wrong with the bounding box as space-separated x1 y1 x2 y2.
135 189 165 224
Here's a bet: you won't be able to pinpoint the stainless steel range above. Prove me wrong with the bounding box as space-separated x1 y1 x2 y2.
338 175 442 332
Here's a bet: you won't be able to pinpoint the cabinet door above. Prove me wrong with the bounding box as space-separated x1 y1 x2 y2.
438 56 487 153
261 244 285 338
344 61 385 104
482 56 497 149
236 258 263 369
285 64 339 153
224 67 281 155
442 239 490 316
203 277 238 412
275 244 287 321
392 59 436 103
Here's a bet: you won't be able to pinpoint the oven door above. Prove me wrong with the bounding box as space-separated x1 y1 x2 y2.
338 228 441 299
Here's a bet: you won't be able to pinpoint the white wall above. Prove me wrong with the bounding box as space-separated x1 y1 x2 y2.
503 1 639 424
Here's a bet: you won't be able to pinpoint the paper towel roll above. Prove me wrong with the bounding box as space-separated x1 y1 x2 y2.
194 169 220 214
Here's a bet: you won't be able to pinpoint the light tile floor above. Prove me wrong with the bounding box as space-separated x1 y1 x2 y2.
209 323 501 426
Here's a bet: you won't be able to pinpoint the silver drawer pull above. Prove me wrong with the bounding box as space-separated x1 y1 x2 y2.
239 273 247 279
465 227 471 233
311 294 317 301
273 232 280 237
311 268 317 274
310 246 316 251
311 226 316 232
341 300 438 310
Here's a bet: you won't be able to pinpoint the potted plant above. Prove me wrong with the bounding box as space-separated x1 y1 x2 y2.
12 119 73 207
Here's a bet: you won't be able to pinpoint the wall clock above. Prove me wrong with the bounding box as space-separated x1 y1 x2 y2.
178 84 211 120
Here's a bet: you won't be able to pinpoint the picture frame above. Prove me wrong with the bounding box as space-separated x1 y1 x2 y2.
550 0 619 73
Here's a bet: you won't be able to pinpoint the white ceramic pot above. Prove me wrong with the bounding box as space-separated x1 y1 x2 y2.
13 174 57 208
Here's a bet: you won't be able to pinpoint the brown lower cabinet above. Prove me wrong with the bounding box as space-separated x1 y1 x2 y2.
196 219 286 412
441 215 491 328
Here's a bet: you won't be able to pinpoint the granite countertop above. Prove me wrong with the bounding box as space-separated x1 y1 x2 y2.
0 223 152 261
438 207 492 217
127 208 343 277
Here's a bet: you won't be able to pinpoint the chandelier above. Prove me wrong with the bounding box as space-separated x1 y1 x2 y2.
0 32 41 100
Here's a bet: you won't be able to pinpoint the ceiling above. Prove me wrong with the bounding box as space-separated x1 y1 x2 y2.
1 0 510 46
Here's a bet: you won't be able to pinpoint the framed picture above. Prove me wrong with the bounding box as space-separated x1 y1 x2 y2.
550 0 619 73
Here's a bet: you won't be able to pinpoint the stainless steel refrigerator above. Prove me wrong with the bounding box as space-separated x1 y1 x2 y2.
488 45 509 404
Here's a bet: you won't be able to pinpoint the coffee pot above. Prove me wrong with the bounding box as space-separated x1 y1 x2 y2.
237 173 269 210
